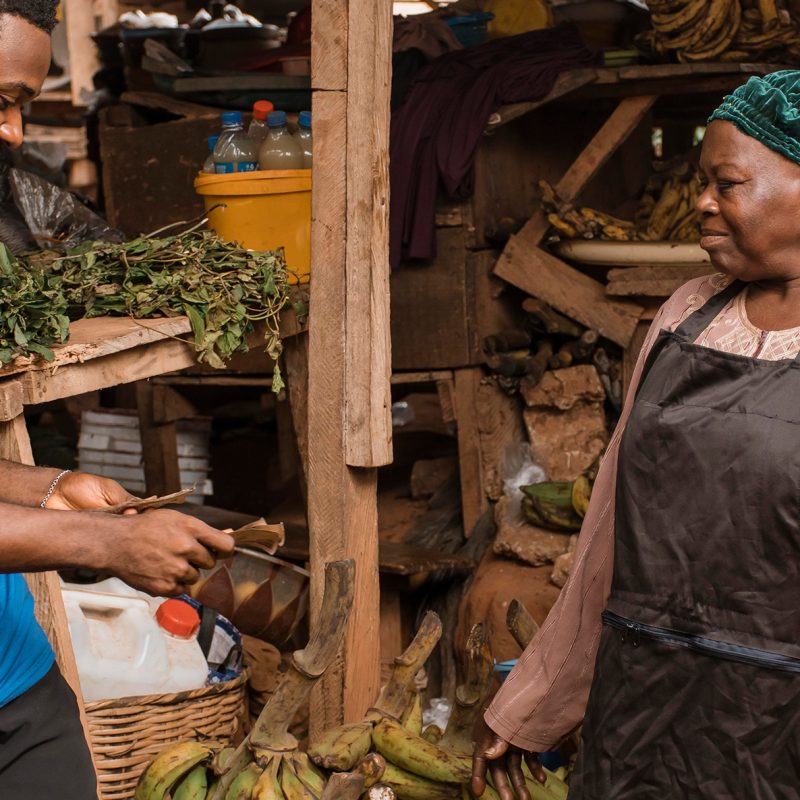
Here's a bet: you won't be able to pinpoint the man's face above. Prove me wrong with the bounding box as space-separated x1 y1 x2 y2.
0 14 51 148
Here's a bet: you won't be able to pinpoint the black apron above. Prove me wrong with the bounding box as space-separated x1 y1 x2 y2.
570 282 800 799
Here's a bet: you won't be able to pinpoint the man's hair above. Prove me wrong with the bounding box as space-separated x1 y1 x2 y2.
0 0 58 33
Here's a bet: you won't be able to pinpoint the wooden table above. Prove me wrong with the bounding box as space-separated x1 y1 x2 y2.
0 312 304 775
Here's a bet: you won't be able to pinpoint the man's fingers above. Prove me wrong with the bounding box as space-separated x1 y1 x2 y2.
484 735 509 760
471 755 487 796
508 750 532 800
524 752 547 785
489 761 515 800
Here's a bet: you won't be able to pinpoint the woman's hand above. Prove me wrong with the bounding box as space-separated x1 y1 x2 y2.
45 471 137 512
471 717 546 800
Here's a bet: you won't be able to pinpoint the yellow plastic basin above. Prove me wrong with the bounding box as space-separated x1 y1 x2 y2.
194 169 311 284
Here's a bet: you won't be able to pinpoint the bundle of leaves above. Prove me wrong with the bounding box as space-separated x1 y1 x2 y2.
0 230 291 388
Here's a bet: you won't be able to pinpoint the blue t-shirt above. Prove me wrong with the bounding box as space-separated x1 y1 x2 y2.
0 574 55 707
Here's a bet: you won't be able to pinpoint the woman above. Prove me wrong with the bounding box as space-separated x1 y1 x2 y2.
472 70 800 799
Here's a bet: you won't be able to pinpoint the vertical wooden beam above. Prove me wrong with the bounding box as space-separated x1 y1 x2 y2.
344 0 393 468
308 0 391 735
136 381 182 497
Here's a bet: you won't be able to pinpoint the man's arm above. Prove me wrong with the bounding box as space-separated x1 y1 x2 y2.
0 460 63 507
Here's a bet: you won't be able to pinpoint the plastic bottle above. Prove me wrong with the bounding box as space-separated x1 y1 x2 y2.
257 110 304 170
62 583 209 702
203 134 220 174
294 110 312 168
213 111 258 174
248 100 275 145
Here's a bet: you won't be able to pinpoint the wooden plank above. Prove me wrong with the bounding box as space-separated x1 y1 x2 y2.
283 334 309 485
307 89 380 734
344 0 392 468
0 414 97 777
391 370 453 385
485 68 598 131
475 378 525 502
311 0 348 91
18 337 198 405
0 380 23 422
606 265 713 297
136 382 182 496
494 242 643 347
63 0 118 107
453 368 488 538
120 91 221 118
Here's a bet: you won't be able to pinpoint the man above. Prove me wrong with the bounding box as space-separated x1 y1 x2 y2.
0 3 235 796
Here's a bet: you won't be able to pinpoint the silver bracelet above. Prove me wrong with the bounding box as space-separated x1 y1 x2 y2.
40 469 72 509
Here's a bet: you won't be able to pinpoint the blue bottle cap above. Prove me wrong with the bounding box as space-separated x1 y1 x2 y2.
208 134 220 150
267 110 287 127
298 111 312 129
221 111 242 127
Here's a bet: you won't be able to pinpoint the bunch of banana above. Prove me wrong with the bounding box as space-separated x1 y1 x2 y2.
637 165 701 243
135 560 356 800
520 481 584 531
540 181 638 242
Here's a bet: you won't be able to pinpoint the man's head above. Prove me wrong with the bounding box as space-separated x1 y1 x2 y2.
0 1 57 149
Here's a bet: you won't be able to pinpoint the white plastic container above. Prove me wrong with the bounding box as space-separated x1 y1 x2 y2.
62 581 208 702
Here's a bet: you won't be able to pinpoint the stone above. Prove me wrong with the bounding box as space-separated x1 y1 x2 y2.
492 496 570 566
522 365 608 482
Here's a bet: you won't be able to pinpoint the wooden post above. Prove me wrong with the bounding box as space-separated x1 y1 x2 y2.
308 0 392 734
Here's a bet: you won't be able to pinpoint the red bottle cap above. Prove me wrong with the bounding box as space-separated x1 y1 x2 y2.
156 599 200 638
252 100 275 120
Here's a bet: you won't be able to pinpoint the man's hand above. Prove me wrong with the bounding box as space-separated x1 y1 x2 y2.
100 509 236 597
471 717 546 800
45 471 137 512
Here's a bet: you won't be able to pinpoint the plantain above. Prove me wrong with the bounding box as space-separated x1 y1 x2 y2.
292 752 327 796
645 181 683 241
421 724 443 744
225 763 262 800
212 747 237 777
252 757 285 800
758 0 779 28
602 224 633 241
662 0 731 50
308 721 373 772
401 693 423 736
547 213 578 239
356 753 387 789
134 742 214 800
679 0 740 60
649 0 707 35
280 759 317 800
173 765 209 800
371 718 471 784
440 623 494 754
520 482 583 532
571 474 592 518
380 762 461 800
579 207 635 230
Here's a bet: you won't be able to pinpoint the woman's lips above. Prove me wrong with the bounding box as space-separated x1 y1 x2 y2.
700 229 727 249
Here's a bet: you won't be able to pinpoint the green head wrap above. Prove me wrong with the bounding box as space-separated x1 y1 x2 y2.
708 70 800 165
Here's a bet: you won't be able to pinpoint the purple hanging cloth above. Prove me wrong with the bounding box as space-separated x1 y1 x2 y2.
390 22 599 267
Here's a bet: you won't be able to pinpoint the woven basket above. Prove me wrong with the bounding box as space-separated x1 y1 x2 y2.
85 671 248 800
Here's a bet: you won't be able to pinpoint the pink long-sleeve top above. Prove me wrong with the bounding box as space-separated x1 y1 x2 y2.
485 273 800 750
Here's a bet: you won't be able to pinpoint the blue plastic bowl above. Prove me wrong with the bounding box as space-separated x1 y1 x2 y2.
445 13 495 48
493 659 518 682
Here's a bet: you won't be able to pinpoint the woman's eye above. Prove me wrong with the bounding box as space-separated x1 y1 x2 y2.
717 180 735 191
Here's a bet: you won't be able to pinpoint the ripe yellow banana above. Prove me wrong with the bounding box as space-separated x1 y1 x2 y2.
401 693 423 736
380 762 460 800
135 742 213 800
252 757 284 800
520 482 583 532
571 475 592 518
371 718 471 784
173 764 209 800
650 0 707 35
547 213 578 239
680 0 740 60
308 720 372 771
280 759 317 800
225 763 262 800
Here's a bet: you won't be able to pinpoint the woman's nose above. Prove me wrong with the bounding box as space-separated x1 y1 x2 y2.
0 108 23 149
695 184 718 217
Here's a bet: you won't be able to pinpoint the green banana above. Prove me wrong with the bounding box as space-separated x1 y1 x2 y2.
173 765 209 800
225 763 261 800
571 475 592 518
380 762 460 800
401 693 423 736
308 720 372 771
291 752 326 796
421 725 443 744
134 742 213 800
371 718 471 784
212 747 236 776
280 759 317 800
252 757 284 800
520 482 582 531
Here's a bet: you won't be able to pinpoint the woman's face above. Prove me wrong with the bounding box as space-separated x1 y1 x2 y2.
697 119 800 282
0 14 51 149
